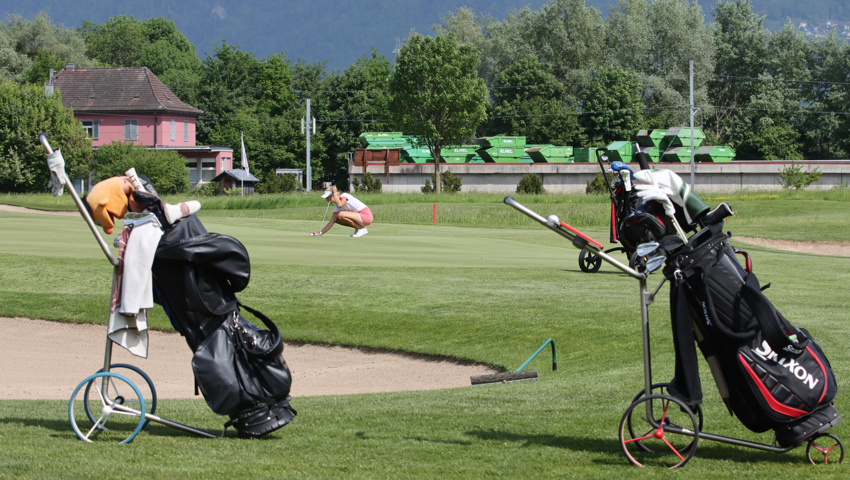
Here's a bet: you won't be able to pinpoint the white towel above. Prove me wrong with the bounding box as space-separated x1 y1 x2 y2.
120 221 162 314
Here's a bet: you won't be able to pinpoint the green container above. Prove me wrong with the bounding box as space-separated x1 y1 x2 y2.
695 146 735 162
635 130 666 148
527 146 574 163
440 145 478 163
477 136 527 149
360 132 403 139
468 155 485 163
574 147 600 163
363 138 409 149
638 146 661 163
660 146 694 163
661 127 705 149
606 141 635 163
477 146 525 163
400 146 434 163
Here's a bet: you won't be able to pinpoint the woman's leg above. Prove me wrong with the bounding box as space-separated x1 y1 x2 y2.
335 211 364 229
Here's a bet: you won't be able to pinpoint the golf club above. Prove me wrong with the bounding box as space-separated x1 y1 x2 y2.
311 197 332 236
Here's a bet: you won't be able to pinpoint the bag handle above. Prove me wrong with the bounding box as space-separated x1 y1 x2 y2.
740 273 808 358
237 302 284 359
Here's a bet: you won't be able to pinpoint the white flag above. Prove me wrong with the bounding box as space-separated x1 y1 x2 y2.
241 132 249 174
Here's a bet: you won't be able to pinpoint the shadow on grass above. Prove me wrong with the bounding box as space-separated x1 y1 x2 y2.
0 416 227 440
466 428 810 465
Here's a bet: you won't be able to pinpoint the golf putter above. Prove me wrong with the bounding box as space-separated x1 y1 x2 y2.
312 200 332 236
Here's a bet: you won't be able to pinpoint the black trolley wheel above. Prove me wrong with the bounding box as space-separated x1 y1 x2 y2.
578 249 602 273
619 394 699 469
806 432 844 465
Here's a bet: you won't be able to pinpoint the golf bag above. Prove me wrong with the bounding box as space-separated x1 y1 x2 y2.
150 212 296 438
664 219 840 447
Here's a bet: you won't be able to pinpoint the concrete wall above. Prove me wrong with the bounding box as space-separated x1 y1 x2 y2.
350 161 850 193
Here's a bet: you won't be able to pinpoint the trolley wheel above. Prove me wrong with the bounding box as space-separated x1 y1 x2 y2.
626 384 703 454
85 364 157 429
806 432 844 465
619 394 699 469
629 251 645 272
69 372 146 444
578 249 602 273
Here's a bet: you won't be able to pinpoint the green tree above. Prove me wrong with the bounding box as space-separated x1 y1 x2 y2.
389 33 488 193
580 67 643 145
0 12 96 84
0 81 92 192
80 16 201 95
93 141 189 194
489 56 584 146
318 49 393 186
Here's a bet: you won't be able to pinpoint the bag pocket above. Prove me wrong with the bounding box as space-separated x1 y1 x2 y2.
737 330 836 425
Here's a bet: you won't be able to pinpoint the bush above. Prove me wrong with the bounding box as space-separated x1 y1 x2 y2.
93 141 189 194
256 173 298 194
352 172 382 193
516 173 545 194
778 161 822 190
190 182 219 197
421 169 462 193
224 186 242 196
586 172 608 195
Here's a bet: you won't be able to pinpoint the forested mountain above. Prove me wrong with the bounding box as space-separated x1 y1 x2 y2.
3 0 847 71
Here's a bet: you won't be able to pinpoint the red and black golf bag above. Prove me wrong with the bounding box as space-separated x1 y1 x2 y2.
144 202 296 438
663 218 840 447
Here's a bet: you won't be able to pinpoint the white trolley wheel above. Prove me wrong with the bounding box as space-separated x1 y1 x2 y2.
806 432 845 465
84 364 157 429
619 394 699 469
69 372 146 444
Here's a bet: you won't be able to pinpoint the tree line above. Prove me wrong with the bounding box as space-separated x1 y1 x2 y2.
2 0 850 194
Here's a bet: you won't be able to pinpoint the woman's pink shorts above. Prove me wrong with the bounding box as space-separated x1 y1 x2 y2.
358 207 373 226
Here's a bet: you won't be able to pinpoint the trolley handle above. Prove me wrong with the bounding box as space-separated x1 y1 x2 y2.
38 133 118 266
504 196 643 280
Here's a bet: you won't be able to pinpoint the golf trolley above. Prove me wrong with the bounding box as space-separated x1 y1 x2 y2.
505 196 844 468
39 134 220 443
578 147 651 274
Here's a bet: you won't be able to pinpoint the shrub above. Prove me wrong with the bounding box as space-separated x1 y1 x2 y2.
93 141 189 194
224 186 242 196
516 173 545 194
353 172 382 193
190 182 219 197
778 161 822 190
256 173 298 194
586 172 608 195
422 169 462 193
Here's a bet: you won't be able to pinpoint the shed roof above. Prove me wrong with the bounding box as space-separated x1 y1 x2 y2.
212 169 260 183
52 66 203 116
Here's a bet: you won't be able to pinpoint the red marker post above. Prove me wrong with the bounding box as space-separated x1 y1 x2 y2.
433 203 436 223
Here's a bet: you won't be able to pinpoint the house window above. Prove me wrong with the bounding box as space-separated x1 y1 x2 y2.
81 120 99 140
201 160 216 182
124 119 138 140
184 121 189 142
170 120 176 141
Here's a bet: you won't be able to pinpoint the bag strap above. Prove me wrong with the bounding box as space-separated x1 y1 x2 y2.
740 273 808 358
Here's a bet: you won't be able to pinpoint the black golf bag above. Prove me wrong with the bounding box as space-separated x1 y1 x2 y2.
664 219 840 447
149 211 296 438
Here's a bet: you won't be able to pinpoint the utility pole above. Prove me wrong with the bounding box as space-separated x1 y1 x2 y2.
689 60 696 190
301 99 316 192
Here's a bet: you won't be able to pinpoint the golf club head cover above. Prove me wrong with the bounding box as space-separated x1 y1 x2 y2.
634 169 709 224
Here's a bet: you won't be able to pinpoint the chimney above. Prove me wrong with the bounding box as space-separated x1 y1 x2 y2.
66 63 75 72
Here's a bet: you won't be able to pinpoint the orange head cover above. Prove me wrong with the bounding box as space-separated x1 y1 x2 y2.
85 177 132 234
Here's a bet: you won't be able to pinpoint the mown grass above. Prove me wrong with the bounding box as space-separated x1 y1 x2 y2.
1 192 849 478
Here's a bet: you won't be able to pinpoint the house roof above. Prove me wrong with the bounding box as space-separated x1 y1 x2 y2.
212 169 260 183
52 66 203 116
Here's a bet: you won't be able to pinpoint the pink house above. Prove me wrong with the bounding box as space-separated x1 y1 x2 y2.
48 65 233 188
